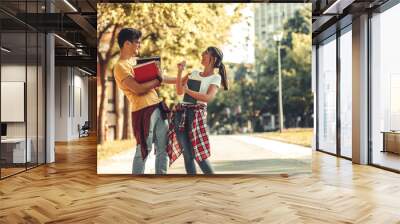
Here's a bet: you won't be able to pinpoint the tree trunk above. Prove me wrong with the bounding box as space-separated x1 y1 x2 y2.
97 58 108 144
97 24 119 144
115 81 122 140
122 96 131 140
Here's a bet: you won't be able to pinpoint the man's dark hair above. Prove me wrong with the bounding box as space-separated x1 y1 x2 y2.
117 28 142 49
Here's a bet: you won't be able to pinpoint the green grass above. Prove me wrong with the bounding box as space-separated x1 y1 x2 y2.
98 139 136 161
252 128 313 147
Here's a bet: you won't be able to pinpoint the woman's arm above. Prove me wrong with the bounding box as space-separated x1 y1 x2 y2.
177 73 189 95
184 84 219 103
176 61 186 95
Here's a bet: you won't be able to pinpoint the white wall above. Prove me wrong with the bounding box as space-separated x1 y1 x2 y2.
55 67 89 141
1 63 46 164
55 66 68 141
1 65 30 138
72 72 89 138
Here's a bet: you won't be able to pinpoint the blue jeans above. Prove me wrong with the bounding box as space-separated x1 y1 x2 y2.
132 108 168 174
174 109 214 175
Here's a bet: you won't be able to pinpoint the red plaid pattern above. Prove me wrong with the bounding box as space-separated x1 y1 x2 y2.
166 104 210 166
166 119 182 165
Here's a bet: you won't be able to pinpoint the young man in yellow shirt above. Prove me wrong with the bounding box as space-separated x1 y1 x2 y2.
113 28 176 174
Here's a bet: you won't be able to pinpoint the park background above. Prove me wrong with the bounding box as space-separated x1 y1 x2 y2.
97 3 313 174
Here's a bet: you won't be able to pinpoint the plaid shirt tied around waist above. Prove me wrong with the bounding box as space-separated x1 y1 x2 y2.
166 103 211 166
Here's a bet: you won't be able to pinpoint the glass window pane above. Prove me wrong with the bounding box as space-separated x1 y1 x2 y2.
0 0 46 179
1 31 27 177
340 28 352 158
371 4 400 171
27 31 38 169
317 36 337 154
38 32 45 165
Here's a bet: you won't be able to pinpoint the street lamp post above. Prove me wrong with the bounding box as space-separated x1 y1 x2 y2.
273 32 284 133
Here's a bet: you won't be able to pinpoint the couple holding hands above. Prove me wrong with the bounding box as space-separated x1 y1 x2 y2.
113 28 229 175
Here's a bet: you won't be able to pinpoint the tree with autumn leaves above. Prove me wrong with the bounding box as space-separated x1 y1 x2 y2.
97 3 244 144
208 5 312 133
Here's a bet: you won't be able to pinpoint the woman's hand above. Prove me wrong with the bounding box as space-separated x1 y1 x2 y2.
177 60 186 72
184 84 219 103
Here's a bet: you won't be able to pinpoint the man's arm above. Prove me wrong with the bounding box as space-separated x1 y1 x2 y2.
162 76 177 84
121 76 160 95
155 63 177 84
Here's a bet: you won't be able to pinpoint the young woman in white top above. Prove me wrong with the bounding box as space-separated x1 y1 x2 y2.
168 46 228 174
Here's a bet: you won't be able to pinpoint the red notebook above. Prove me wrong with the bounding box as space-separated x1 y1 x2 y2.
132 61 159 83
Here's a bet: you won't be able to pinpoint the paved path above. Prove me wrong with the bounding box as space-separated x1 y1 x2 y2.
98 135 311 175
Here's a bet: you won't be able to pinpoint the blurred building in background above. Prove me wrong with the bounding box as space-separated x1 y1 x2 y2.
254 3 303 46
253 3 304 81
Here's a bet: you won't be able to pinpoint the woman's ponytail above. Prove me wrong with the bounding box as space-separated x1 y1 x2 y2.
207 46 229 91
219 63 228 90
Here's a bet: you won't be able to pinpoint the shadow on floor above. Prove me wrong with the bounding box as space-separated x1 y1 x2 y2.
169 158 312 174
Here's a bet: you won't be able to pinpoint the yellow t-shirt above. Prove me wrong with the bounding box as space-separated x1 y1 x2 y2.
113 58 161 112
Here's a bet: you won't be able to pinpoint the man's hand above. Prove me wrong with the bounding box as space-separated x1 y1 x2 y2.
155 61 164 83
122 76 160 95
157 73 164 83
